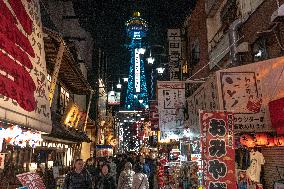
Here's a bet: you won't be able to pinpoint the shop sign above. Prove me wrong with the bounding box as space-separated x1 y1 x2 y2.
187 77 218 134
0 153 5 169
96 145 113 157
168 29 181 81
16 172 45 189
200 111 236 189
0 0 52 133
107 91 121 105
149 100 159 131
62 102 86 128
216 56 284 132
157 81 185 140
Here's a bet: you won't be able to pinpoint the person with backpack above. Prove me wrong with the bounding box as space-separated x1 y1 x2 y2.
62 159 93 189
117 162 135 189
132 164 149 189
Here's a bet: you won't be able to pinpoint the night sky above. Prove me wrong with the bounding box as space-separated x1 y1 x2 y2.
73 0 197 104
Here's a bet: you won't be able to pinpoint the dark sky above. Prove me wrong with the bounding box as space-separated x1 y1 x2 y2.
73 0 197 102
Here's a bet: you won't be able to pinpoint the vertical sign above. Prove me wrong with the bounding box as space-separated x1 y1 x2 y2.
0 153 5 169
168 29 181 81
135 48 141 92
200 111 235 189
0 0 52 133
149 100 159 131
158 81 185 139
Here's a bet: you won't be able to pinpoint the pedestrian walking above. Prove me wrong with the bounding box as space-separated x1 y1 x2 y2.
117 162 135 189
132 164 149 189
96 163 116 189
62 159 93 189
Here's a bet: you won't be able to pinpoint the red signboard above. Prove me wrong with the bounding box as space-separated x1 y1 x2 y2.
200 111 236 189
149 100 159 131
17 172 46 189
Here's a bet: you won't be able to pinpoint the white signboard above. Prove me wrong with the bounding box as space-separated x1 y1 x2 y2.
135 48 141 92
216 56 284 132
187 77 218 134
108 91 121 105
0 0 52 133
158 81 185 139
168 29 182 81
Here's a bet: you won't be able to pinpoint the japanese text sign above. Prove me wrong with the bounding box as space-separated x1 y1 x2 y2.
62 102 86 128
0 153 5 169
200 111 236 189
0 0 51 133
16 172 46 189
158 81 185 139
216 56 284 132
168 29 181 81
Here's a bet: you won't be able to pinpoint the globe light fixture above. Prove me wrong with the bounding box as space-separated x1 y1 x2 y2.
116 79 122 89
123 77 128 82
138 48 146 55
147 57 155 64
156 67 165 74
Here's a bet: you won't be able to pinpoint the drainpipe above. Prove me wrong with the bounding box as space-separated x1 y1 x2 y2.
228 15 249 67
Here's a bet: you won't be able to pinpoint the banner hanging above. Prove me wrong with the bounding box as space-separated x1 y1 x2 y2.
200 111 236 189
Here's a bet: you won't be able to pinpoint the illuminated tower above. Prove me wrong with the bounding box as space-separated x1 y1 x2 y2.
125 12 149 110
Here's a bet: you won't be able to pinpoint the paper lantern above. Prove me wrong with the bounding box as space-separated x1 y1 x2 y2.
274 136 284 146
240 134 255 148
255 133 268 146
266 137 275 147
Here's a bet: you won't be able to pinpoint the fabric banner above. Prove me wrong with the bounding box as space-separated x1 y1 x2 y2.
0 0 51 133
16 172 45 189
200 111 236 189
216 56 284 132
149 100 159 131
157 81 185 139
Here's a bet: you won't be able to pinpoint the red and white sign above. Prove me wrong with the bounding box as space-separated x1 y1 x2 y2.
200 111 236 189
17 172 45 189
149 100 159 131
0 0 51 133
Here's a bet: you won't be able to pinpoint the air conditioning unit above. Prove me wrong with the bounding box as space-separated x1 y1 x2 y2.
271 4 284 22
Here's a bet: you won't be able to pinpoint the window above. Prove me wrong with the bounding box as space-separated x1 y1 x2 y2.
252 37 268 62
191 39 200 66
59 86 70 115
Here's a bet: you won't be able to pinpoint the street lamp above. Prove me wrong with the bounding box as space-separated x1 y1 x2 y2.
138 48 146 55
116 79 122 89
156 67 165 74
123 77 128 82
147 50 155 64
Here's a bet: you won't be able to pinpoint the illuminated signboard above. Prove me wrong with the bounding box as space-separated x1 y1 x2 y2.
135 48 141 92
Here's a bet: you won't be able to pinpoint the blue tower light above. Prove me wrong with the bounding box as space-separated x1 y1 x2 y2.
125 12 149 110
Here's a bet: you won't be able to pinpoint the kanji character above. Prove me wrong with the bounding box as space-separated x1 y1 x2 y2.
209 182 227 189
208 160 227 180
209 139 226 158
209 119 226 137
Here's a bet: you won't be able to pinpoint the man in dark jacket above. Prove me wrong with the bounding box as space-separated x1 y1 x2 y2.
63 159 93 189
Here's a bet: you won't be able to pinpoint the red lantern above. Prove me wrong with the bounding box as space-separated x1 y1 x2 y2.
240 134 255 148
274 136 284 146
255 133 268 146
266 137 275 147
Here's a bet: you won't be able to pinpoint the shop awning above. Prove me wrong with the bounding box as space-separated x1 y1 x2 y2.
43 28 92 95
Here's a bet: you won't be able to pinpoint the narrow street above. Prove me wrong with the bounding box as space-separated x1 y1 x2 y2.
0 0 284 189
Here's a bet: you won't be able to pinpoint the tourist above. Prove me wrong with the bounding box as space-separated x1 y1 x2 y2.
117 162 135 189
62 159 93 189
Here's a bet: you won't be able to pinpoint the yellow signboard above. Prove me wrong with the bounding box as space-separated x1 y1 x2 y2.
62 103 86 128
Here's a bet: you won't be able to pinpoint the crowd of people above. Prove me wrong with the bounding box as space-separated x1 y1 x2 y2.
62 153 158 189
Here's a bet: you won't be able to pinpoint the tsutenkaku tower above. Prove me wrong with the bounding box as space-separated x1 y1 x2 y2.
125 12 149 110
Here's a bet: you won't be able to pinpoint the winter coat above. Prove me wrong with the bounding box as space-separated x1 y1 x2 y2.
117 170 135 189
132 173 149 189
96 174 116 189
62 169 93 189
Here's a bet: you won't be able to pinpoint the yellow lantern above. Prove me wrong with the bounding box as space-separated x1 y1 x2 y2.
254 133 268 146
240 134 255 148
